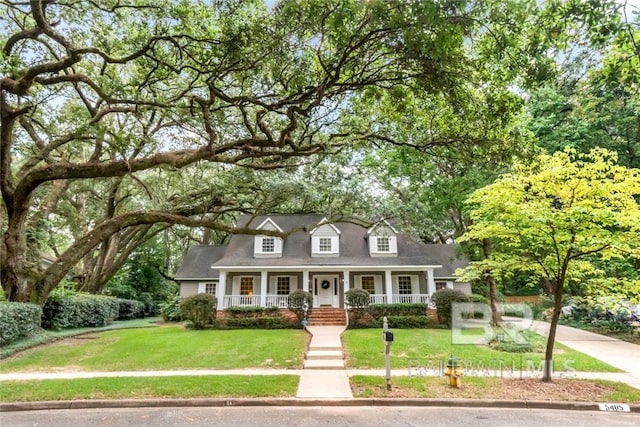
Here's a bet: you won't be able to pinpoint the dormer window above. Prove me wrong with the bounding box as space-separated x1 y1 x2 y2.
310 218 340 257
318 237 333 252
262 237 275 253
376 236 390 252
367 220 398 257
253 217 283 258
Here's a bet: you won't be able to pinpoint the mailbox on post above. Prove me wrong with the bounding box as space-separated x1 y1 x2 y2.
382 316 393 390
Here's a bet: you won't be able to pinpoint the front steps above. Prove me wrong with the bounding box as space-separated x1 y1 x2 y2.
304 347 345 369
307 308 347 326
303 326 346 369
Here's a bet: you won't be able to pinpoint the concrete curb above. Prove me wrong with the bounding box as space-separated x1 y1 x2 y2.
2 398 639 413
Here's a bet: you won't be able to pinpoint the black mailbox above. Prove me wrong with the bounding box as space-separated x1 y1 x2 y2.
384 330 394 343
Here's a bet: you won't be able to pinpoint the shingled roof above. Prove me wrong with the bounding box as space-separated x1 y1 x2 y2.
211 214 466 270
175 245 226 279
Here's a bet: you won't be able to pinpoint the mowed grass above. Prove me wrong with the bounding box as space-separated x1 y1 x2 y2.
0 375 299 402
343 329 620 372
0 325 308 372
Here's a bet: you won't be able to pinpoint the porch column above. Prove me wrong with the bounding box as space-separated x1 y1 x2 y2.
343 270 350 308
217 271 227 310
302 270 309 292
385 270 393 304
260 271 268 307
426 269 436 298
343 270 350 293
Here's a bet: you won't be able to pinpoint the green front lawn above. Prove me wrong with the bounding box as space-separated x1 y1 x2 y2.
0 325 308 372
0 375 299 402
343 329 620 372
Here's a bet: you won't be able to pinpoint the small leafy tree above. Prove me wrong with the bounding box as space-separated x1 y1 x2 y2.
180 294 217 329
287 290 313 323
431 289 470 327
460 149 640 381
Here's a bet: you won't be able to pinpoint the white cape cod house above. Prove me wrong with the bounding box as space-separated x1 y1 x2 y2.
175 215 470 310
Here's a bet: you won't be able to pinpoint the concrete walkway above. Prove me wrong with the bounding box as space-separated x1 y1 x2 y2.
530 320 640 389
296 325 353 399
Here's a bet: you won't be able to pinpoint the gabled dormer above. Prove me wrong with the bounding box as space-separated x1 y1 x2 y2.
367 220 398 257
253 217 283 258
310 218 340 257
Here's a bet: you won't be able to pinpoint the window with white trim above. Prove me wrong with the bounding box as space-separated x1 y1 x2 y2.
376 236 390 252
318 237 332 252
205 283 216 295
276 276 290 295
436 281 447 291
398 276 412 294
261 237 275 253
361 276 375 294
240 277 254 295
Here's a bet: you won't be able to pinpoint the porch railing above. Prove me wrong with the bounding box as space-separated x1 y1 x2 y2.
223 294 289 309
223 293 431 308
265 295 289 308
392 294 430 304
223 295 259 308
369 294 430 305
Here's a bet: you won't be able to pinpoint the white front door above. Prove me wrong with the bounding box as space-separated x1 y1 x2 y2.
314 274 337 307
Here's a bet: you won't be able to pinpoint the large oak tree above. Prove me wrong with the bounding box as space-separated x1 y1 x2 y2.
1 0 488 303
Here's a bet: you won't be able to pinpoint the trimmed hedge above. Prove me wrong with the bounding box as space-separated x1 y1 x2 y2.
368 303 428 319
226 306 280 318
116 298 146 320
0 302 43 346
348 315 437 329
212 316 297 329
42 292 119 330
374 315 437 328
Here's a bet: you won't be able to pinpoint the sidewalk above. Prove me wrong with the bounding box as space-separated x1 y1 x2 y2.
530 320 640 389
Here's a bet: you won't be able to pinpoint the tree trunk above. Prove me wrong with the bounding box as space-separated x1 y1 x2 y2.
2 207 33 302
542 279 564 382
482 238 502 326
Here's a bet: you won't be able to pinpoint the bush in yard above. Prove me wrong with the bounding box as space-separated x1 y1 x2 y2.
180 293 217 329
137 292 159 317
212 316 296 329
287 290 313 322
431 289 469 327
116 298 146 320
372 315 437 329
226 306 280 318
344 288 370 308
160 294 183 322
0 302 43 346
42 290 119 330
368 303 427 319
345 288 370 325
468 293 488 304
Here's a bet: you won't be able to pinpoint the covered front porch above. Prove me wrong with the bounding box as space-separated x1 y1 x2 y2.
215 266 443 310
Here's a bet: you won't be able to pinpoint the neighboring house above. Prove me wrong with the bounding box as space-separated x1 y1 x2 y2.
175 215 470 310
